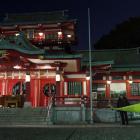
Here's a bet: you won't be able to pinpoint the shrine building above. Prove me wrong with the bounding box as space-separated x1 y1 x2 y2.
0 10 139 111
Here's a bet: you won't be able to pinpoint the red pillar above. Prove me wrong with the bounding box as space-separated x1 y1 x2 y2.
25 82 31 102
56 81 60 105
87 80 90 97
106 84 110 98
56 81 61 96
126 81 131 98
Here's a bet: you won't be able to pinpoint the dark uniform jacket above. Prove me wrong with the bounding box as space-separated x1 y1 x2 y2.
117 96 129 108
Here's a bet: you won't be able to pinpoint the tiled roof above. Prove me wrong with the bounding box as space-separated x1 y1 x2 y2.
0 11 68 25
0 32 81 57
0 32 44 55
44 51 82 59
79 48 140 70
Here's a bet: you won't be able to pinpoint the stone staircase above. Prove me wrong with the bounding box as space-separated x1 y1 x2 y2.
0 107 52 125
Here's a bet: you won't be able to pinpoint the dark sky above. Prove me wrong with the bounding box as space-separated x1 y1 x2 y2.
0 0 140 50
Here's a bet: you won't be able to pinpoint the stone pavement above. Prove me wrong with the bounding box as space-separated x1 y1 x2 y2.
0 121 138 128
0 122 139 140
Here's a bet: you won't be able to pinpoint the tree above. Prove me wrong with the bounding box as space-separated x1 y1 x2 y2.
94 17 140 49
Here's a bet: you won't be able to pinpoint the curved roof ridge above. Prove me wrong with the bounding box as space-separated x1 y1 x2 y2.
0 33 44 55
5 10 68 15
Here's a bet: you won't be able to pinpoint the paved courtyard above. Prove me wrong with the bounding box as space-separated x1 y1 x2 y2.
0 123 140 140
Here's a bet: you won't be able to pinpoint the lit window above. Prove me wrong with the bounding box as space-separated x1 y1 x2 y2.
13 65 21 69
57 31 62 35
38 32 44 36
57 31 63 39
67 34 72 38
15 33 20 36
34 32 45 40
110 83 126 98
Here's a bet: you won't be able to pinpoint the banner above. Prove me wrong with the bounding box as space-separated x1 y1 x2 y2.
111 103 140 112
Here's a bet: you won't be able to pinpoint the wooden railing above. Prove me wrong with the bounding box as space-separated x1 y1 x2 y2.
54 96 82 107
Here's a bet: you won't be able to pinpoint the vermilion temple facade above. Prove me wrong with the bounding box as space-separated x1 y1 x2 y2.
0 11 87 108
0 11 140 108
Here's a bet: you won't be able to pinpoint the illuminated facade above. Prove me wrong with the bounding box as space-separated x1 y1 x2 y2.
0 11 139 109
0 11 85 108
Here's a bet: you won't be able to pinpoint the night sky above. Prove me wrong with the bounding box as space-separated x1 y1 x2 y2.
0 0 140 50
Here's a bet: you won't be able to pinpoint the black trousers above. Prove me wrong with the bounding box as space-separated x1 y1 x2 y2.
119 111 128 125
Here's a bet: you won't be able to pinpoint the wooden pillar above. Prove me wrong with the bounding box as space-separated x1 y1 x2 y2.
106 83 110 98
126 81 131 98
56 69 64 105
86 80 90 97
56 81 61 96
25 82 31 101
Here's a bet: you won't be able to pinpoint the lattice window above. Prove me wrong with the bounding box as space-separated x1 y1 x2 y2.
130 83 140 96
68 81 82 95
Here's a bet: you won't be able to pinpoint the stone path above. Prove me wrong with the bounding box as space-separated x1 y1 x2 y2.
0 123 139 140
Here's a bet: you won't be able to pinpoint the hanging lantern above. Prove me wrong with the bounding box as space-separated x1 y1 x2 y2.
86 71 90 80
56 67 61 82
107 80 111 84
25 72 30 82
128 75 133 84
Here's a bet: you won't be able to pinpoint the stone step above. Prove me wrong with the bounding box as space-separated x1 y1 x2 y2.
0 107 52 125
